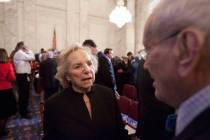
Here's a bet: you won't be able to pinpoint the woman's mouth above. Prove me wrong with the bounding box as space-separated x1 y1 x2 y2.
82 77 92 81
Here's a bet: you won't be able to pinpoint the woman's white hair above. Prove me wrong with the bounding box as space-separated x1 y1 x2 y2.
55 44 98 88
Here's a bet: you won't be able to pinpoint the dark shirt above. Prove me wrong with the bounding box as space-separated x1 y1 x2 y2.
95 52 116 91
39 58 59 90
43 84 130 140
136 58 174 140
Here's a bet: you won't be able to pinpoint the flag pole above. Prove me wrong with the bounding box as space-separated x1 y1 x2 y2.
52 27 57 50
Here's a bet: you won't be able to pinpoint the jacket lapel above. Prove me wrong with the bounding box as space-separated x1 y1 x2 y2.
173 107 210 140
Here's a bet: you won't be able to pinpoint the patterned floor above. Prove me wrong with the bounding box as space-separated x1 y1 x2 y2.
0 93 43 140
0 89 139 140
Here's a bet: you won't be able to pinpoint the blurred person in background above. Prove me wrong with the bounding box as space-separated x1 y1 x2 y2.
103 48 117 92
0 48 17 137
82 39 117 94
13 41 35 119
135 49 174 140
39 51 59 100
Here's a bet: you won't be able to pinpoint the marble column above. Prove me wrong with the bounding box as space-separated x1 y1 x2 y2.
66 0 80 46
17 0 24 41
135 0 151 53
125 0 135 54
79 0 89 43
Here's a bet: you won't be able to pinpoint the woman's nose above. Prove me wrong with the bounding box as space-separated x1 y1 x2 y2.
83 64 90 72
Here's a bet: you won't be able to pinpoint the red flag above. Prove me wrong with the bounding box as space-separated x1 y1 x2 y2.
52 28 57 49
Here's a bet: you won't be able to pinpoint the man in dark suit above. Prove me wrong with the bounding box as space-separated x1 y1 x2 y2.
102 48 117 91
142 0 210 140
39 51 59 100
135 53 174 140
82 40 117 92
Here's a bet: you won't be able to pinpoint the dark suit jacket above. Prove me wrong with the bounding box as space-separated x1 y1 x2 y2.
173 107 210 140
136 58 174 140
39 58 59 99
95 52 116 91
43 84 130 140
39 58 59 90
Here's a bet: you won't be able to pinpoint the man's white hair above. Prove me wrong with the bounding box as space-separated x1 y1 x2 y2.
144 0 210 46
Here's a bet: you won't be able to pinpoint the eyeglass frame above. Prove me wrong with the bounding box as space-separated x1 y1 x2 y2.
144 30 181 60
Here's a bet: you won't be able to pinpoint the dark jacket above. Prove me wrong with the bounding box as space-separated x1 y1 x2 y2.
43 84 130 140
173 107 210 140
136 58 174 140
95 52 116 91
39 58 58 90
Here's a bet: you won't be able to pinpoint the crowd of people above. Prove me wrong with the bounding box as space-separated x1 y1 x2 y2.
1 0 210 139
0 39 174 140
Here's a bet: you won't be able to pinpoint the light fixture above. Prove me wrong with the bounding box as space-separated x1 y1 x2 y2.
0 0 11 2
109 0 132 28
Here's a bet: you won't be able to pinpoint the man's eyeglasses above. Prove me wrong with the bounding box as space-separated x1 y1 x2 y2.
144 30 181 60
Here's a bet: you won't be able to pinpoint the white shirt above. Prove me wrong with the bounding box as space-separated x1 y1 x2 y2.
13 49 35 74
176 85 210 135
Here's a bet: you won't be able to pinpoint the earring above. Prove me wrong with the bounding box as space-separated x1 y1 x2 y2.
66 77 71 82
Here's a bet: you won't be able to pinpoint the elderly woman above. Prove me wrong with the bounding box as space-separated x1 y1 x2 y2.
43 45 130 140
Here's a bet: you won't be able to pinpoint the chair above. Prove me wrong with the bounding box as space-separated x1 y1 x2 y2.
117 96 132 124
128 101 139 121
127 100 139 129
117 96 131 115
122 84 138 101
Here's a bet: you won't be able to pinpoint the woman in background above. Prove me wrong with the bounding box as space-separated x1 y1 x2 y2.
0 48 17 137
43 45 130 140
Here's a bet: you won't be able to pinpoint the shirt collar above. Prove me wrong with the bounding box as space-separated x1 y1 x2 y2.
176 85 210 135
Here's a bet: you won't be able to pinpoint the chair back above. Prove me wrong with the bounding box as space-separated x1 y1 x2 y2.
122 84 138 100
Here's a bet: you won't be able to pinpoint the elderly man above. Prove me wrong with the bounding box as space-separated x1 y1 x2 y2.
143 0 210 140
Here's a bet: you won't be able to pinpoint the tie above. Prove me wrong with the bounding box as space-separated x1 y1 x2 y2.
83 94 92 119
165 114 177 132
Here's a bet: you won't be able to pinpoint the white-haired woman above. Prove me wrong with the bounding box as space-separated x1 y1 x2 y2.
43 44 130 140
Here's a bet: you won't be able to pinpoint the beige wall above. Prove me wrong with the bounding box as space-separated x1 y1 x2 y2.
0 0 153 57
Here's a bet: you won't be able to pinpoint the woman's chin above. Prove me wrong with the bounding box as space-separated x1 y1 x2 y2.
81 83 93 90
83 81 93 86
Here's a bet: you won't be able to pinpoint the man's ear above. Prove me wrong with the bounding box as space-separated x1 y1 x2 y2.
177 27 205 77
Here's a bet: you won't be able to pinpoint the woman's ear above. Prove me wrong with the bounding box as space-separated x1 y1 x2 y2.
177 27 205 77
